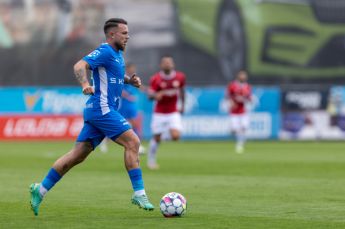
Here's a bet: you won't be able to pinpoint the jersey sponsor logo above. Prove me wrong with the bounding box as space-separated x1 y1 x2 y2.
163 88 179 96
114 96 120 104
110 78 124 84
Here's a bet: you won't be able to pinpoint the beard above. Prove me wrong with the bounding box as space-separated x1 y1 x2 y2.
163 69 172 74
115 42 125 51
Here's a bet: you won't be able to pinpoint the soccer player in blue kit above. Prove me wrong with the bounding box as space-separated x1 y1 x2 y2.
29 18 154 216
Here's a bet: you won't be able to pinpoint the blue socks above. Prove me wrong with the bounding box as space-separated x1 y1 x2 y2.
41 168 62 191
128 168 146 195
40 168 145 197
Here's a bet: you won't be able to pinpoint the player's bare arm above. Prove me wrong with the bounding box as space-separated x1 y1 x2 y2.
73 60 94 95
148 90 165 101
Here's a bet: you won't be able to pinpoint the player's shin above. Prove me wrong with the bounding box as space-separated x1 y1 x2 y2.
235 130 246 153
128 168 146 196
148 139 159 168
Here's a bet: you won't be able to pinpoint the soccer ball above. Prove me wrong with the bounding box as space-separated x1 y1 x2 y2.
160 192 187 217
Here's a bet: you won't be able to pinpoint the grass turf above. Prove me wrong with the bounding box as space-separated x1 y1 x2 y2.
0 141 345 228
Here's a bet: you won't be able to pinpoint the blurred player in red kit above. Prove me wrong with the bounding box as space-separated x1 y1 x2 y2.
147 55 186 169
226 70 252 153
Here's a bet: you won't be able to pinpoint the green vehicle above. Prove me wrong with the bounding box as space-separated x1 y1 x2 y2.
174 0 345 82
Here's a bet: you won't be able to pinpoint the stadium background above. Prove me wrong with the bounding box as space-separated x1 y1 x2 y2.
1 0 345 141
1 1 345 228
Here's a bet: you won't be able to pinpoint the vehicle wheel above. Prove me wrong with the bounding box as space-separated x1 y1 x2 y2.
217 0 246 80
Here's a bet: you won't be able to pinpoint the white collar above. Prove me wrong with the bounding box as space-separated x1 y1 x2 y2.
159 70 176 80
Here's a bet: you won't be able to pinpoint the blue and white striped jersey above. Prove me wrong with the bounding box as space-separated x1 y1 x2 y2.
82 43 125 115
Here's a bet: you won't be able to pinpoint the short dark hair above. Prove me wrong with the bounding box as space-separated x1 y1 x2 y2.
103 18 128 34
160 54 173 60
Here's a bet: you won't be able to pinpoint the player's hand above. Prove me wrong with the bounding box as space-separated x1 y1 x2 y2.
82 86 94 95
129 74 141 88
179 107 184 114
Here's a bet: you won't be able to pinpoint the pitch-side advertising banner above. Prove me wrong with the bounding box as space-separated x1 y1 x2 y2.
0 87 87 114
0 86 280 140
140 87 281 140
280 86 345 140
0 87 86 140
0 115 83 140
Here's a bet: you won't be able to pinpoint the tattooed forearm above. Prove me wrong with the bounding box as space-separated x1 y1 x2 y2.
75 68 88 84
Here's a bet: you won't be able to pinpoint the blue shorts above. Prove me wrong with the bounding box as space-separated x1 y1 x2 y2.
118 103 138 120
76 108 131 149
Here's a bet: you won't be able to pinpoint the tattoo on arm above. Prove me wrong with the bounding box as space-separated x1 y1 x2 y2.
75 68 88 84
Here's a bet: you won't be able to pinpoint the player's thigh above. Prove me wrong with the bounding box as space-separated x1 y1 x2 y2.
240 114 250 129
76 121 105 150
151 113 169 135
230 115 241 131
167 112 182 134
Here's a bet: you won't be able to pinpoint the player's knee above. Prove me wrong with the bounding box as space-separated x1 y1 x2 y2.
154 135 161 143
76 142 93 154
170 131 180 141
125 136 140 153
74 142 93 163
171 135 180 141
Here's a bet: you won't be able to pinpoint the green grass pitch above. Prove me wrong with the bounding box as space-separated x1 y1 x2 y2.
0 141 345 228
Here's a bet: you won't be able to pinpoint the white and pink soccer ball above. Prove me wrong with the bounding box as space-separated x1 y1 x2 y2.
159 192 187 217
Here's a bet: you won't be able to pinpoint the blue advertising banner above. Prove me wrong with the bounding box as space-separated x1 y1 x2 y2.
140 86 281 140
0 87 88 114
